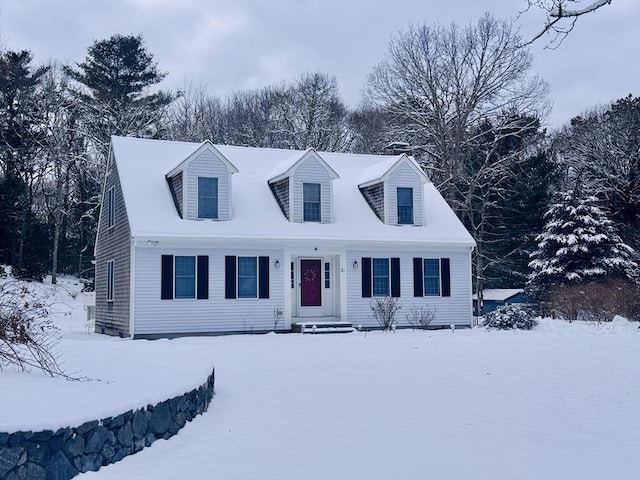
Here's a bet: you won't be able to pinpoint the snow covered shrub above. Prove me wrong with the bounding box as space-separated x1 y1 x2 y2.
0 281 68 377
550 280 640 322
370 296 400 330
405 305 436 330
484 304 538 330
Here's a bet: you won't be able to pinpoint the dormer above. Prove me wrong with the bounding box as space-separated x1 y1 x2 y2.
358 154 429 226
165 141 239 221
268 148 339 223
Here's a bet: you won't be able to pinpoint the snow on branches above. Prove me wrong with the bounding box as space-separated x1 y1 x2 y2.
528 190 638 295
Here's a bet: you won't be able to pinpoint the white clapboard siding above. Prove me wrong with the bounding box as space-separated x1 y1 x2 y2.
345 248 472 328
291 157 332 223
386 162 424 226
133 246 285 335
185 150 231 221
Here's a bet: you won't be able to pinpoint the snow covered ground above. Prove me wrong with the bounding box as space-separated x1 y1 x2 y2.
2 276 639 480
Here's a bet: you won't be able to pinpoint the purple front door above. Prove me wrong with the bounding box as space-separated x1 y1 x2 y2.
300 259 322 307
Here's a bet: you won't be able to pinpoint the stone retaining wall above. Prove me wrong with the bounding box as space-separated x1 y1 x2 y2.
0 368 215 480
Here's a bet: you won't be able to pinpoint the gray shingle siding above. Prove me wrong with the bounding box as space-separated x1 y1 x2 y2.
360 182 385 222
269 177 290 220
95 156 132 337
167 171 183 218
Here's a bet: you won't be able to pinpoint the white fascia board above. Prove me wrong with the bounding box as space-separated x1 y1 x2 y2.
268 148 339 184
94 144 116 256
165 141 239 178
358 155 430 189
131 234 476 250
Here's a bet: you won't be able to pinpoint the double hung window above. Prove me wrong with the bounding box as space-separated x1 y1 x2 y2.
106 260 114 301
397 187 413 225
303 183 321 222
372 258 390 296
238 256 258 298
423 259 440 296
198 177 218 219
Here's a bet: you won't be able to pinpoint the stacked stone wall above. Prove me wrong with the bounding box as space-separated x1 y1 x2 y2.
0 369 214 480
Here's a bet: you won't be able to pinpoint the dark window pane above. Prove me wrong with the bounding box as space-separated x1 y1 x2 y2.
303 183 321 222
238 256 257 298
175 256 196 298
423 258 440 296
198 177 218 219
397 187 413 224
373 258 390 296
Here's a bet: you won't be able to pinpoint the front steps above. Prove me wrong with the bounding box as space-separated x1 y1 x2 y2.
292 319 355 334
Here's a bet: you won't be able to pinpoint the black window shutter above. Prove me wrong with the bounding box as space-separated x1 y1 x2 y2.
225 256 236 299
361 257 372 298
161 255 173 300
391 257 400 297
197 256 209 299
441 258 451 297
258 256 270 299
413 258 423 297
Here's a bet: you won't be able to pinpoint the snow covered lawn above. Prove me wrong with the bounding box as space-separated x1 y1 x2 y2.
2 279 639 479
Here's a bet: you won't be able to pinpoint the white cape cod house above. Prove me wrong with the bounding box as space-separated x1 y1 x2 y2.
94 136 475 338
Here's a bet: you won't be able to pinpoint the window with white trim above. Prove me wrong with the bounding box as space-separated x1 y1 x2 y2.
238 256 258 298
423 258 441 296
303 183 321 222
175 256 196 299
397 187 413 225
107 186 115 228
372 258 390 296
106 260 114 301
198 177 218 219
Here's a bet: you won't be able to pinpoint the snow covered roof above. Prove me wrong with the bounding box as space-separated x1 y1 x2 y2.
166 140 239 177
358 154 429 188
267 148 339 183
472 289 525 301
110 136 475 246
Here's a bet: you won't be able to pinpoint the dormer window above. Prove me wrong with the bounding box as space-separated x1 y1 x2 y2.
198 177 218 219
397 187 413 225
359 155 428 226
303 182 321 222
165 141 238 221
268 149 338 224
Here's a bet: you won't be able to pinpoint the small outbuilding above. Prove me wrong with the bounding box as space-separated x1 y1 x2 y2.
473 289 536 316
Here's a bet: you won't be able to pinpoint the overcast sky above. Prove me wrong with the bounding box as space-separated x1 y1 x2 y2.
1 0 638 128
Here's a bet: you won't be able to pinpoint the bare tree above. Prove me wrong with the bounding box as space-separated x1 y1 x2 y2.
365 14 549 301
365 13 549 210
552 95 640 252
169 72 352 152
521 0 614 48
168 81 226 143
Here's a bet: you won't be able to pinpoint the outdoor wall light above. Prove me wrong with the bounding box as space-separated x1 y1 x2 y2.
352 260 358 269
274 259 280 268
147 240 159 246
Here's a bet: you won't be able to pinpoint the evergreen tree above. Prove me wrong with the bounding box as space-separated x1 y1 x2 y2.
63 34 174 277
528 190 638 296
0 50 50 277
64 34 174 152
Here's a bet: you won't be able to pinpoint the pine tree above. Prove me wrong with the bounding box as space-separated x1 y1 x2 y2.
63 34 174 277
528 190 638 296
64 34 174 153
0 50 50 277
